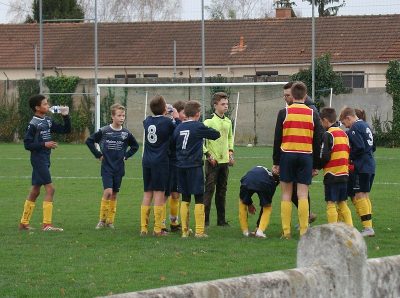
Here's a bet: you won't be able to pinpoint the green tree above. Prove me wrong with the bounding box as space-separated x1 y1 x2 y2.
386 60 400 144
27 0 84 23
291 53 346 101
302 0 345 17
17 79 40 139
274 0 296 8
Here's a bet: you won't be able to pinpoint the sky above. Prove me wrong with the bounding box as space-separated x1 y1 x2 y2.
0 0 399 23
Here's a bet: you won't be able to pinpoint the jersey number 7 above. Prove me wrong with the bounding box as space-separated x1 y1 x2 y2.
180 130 190 149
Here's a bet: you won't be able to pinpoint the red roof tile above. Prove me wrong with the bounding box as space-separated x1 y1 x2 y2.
0 14 399 69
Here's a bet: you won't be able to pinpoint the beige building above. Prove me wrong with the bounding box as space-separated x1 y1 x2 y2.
0 12 399 88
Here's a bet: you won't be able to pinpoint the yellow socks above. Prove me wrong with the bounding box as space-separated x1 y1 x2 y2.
355 197 372 228
140 205 151 233
258 206 272 232
20 200 35 225
161 202 167 229
281 201 292 237
169 197 180 225
366 197 373 215
194 204 205 235
43 201 53 224
106 200 117 224
238 200 249 233
99 198 109 222
338 201 353 227
180 201 190 235
298 199 309 236
326 203 338 223
153 205 163 234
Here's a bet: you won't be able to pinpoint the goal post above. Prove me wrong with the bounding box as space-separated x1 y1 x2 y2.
96 82 287 146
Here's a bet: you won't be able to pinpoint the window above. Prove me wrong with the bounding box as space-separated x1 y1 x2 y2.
338 71 365 88
114 74 136 79
144 74 158 78
255 71 278 77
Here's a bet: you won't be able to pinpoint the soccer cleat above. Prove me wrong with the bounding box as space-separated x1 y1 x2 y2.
255 230 266 238
161 228 169 233
106 223 115 229
153 230 168 237
170 223 181 232
181 228 193 238
280 233 291 240
361 227 375 237
243 230 250 237
194 233 209 238
19 223 34 231
217 221 230 227
42 224 63 232
309 212 317 224
95 221 106 230
140 230 148 237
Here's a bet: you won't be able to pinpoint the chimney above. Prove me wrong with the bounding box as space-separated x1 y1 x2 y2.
276 7 296 18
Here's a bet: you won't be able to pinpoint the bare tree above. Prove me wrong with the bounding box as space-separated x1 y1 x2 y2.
206 0 275 19
79 0 182 22
7 0 182 23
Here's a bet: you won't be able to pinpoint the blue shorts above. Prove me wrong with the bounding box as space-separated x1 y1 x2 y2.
240 186 272 207
324 183 347 202
32 164 52 186
143 164 169 192
347 172 355 198
353 172 375 193
177 167 204 196
102 174 123 192
165 164 179 196
279 152 313 185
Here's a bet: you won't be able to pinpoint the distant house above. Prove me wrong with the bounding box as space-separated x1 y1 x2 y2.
0 11 399 88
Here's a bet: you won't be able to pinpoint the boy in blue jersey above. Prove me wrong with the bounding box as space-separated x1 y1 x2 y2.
141 95 179 236
340 107 375 237
19 94 71 231
173 100 220 238
238 166 279 238
86 103 139 229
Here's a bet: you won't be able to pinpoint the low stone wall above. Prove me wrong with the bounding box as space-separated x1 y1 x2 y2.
107 224 400 298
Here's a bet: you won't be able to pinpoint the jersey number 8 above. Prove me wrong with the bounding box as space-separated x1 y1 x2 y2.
147 125 157 143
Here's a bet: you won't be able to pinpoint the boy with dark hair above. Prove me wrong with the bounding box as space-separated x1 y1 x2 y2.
203 92 234 227
273 82 323 238
319 108 353 226
141 95 179 236
19 94 71 231
86 103 139 229
238 166 279 238
173 100 220 238
339 107 375 237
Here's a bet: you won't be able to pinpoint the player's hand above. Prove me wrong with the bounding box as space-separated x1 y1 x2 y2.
208 156 217 167
312 169 319 177
45 141 58 149
272 165 280 175
60 106 70 116
248 204 256 215
228 152 235 166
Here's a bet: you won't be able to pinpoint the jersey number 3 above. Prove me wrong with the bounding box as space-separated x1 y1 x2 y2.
180 130 190 149
147 125 157 143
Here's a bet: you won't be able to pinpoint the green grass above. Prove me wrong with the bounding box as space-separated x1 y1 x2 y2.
0 143 399 297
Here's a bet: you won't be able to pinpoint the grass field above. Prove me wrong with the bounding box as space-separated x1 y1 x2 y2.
0 143 399 297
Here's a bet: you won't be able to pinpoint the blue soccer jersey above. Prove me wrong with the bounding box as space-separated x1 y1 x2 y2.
240 166 277 195
347 120 375 174
173 120 220 168
142 115 177 167
86 125 139 176
24 115 71 165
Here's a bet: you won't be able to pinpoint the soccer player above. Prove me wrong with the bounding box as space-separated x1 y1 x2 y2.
86 103 139 229
203 92 234 227
319 108 353 226
339 107 375 237
141 95 179 236
283 82 318 224
173 100 220 238
19 94 71 231
272 81 323 238
164 100 187 232
238 166 279 238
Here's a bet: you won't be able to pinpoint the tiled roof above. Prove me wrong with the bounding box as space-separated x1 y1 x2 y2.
0 14 399 69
